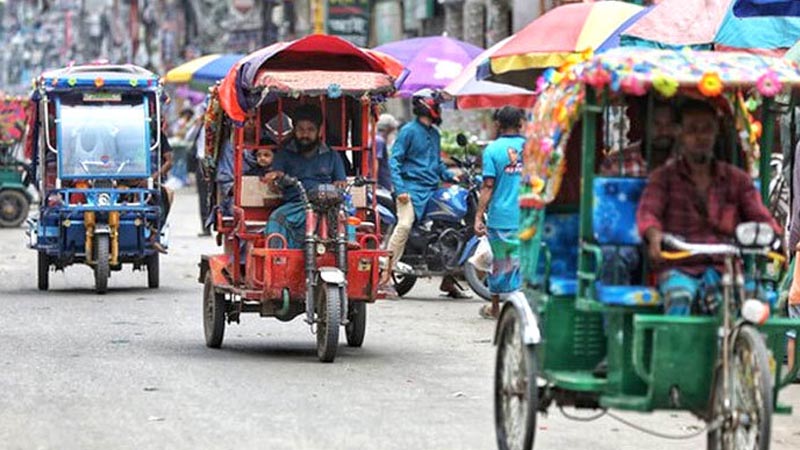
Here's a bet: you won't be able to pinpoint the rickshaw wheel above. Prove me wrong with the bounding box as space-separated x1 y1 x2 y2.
315 282 341 363
707 326 773 450
464 256 492 301
37 251 49 291
345 301 367 347
392 272 417 297
0 189 29 228
94 235 110 294
495 306 538 450
146 254 159 289
203 273 225 348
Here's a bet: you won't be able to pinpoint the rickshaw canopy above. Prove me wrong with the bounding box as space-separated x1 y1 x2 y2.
252 70 395 97
38 65 160 93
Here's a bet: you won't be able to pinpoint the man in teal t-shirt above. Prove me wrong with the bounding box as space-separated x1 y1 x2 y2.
474 107 527 319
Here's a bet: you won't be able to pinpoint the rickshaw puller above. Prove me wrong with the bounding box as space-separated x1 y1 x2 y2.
379 89 466 298
263 104 346 248
637 99 780 315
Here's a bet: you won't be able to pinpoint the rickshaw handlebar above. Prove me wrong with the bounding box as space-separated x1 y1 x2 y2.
661 234 785 264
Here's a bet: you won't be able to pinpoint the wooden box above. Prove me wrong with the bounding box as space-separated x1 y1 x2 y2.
241 175 282 207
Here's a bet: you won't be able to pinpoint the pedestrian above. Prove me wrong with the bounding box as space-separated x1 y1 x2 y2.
375 113 399 191
378 89 467 298
473 106 527 319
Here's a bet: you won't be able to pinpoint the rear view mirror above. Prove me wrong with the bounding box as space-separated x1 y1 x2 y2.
456 133 468 147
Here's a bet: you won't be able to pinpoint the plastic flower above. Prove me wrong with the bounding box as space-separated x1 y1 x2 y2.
327 83 342 99
698 72 723 97
652 73 678 98
530 176 545 194
582 65 611 89
749 120 763 144
534 75 547 94
67 77 77 87
620 74 646 96
50 78 59 87
94 77 105 88
756 71 782 97
129 78 139 87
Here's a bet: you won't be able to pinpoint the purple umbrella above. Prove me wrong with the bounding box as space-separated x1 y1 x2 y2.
374 36 483 97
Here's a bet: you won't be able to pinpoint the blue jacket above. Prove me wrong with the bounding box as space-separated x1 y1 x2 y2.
389 119 454 219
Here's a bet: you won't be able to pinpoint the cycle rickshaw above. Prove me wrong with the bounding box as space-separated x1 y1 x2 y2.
199 35 397 362
494 48 800 450
0 95 34 227
26 64 168 293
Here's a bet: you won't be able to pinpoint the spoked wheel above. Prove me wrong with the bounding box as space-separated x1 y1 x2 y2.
37 251 49 291
0 190 29 228
94 234 110 294
345 301 367 347
146 253 160 289
315 282 341 363
495 306 538 450
392 272 417 297
203 272 226 348
707 325 773 450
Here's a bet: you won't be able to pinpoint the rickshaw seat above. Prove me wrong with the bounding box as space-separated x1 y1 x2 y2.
591 177 662 307
541 213 580 296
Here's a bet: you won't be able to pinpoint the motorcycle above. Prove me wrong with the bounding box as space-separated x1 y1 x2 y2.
381 133 491 299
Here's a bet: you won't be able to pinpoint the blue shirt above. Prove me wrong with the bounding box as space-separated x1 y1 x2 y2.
272 139 346 203
375 134 392 191
482 135 525 230
390 119 454 219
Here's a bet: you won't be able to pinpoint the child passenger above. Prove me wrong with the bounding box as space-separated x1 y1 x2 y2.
244 147 274 178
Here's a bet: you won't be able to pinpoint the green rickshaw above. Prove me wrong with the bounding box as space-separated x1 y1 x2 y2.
494 48 800 450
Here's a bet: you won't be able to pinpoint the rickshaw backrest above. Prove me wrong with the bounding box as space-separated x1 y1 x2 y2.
592 177 647 246
541 213 580 277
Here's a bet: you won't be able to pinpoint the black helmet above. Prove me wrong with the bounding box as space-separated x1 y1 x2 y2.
412 88 442 125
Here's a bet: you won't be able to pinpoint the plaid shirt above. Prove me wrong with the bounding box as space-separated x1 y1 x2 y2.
637 157 779 275
599 145 648 177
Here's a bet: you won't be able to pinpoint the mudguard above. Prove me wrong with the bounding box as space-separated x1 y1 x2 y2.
318 267 345 285
493 291 541 346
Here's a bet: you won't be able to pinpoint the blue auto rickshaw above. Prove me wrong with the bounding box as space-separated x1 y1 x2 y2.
27 64 168 293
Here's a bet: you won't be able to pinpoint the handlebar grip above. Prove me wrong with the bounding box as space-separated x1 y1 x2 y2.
660 251 692 261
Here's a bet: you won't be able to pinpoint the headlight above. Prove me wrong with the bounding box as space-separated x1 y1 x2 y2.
735 222 775 247
97 193 111 206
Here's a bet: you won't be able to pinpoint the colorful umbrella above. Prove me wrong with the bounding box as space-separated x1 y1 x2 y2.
164 54 244 89
374 36 483 97
479 1 645 89
444 37 535 110
622 0 800 52
734 0 800 17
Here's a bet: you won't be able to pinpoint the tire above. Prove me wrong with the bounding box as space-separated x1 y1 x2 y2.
392 272 417 297
146 253 160 289
0 189 29 228
464 246 493 301
315 282 341 363
495 306 538 450
707 325 773 450
37 251 49 291
203 272 225 348
94 234 110 294
345 301 367 347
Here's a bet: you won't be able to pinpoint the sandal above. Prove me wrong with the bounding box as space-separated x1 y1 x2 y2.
442 287 471 299
479 304 498 320
379 284 399 300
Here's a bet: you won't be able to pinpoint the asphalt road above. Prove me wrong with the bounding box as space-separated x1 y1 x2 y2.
1 189 798 450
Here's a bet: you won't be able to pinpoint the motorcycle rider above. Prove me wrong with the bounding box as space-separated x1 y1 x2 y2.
474 106 527 319
379 89 467 298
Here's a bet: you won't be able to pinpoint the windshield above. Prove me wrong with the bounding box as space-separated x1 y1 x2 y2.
57 97 150 179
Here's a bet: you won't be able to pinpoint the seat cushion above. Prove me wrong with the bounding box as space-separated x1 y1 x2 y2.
541 213 580 277
596 284 661 306
550 276 578 296
592 177 646 246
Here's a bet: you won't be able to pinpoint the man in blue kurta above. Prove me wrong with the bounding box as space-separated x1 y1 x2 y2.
264 104 346 248
379 89 466 298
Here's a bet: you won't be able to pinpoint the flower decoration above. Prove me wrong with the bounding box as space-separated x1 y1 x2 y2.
652 72 678 98
530 176 545 194
327 83 342 99
129 78 139 87
745 96 760 112
698 72 723 97
756 71 782 97
620 74 646 96
582 64 611 89
67 77 77 87
50 78 59 87
534 75 547 94
749 120 762 144
94 77 105 88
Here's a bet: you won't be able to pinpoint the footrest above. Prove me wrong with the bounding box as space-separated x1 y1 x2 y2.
547 370 607 392
599 394 652 412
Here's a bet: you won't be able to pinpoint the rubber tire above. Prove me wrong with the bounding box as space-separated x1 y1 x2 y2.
316 282 341 363
146 253 160 289
0 189 29 228
37 251 49 291
392 272 417 297
464 244 493 301
345 301 367 347
203 272 225 348
94 234 110 294
495 306 538 450
707 325 773 450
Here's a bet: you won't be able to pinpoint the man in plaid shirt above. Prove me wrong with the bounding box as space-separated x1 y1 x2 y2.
637 99 779 315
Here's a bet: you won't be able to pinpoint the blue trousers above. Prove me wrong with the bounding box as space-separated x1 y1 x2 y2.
265 202 306 249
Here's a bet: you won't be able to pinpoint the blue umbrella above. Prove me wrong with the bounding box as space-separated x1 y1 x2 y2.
192 54 245 86
734 0 800 17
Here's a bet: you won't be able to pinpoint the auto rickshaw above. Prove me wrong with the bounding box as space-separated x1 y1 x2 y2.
26 64 168 293
199 35 396 362
0 96 34 227
494 48 800 450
